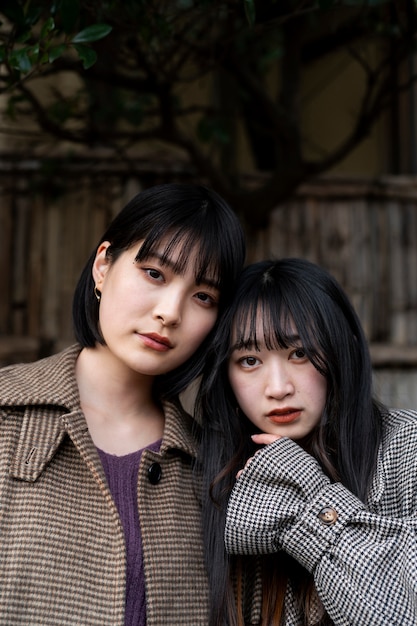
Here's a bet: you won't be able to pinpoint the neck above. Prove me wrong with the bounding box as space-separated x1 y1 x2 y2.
75 346 165 455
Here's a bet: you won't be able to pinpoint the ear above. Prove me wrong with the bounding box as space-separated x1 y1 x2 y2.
92 241 112 288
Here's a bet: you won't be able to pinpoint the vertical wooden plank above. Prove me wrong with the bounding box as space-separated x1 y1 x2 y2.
59 186 81 345
11 183 30 335
350 199 372 338
404 202 417 344
303 196 321 264
370 201 390 343
27 193 46 339
388 200 407 343
269 202 289 259
0 182 13 333
287 199 304 259
318 196 332 270
41 198 60 342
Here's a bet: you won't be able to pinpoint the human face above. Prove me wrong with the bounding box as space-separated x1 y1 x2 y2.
228 324 327 442
93 239 220 377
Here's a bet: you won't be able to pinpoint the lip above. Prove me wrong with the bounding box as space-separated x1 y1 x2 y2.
266 408 301 424
137 332 173 352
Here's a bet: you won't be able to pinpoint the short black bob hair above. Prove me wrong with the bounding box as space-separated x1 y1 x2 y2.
72 182 245 398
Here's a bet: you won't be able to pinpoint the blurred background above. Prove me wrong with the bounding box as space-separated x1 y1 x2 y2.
1 0 417 408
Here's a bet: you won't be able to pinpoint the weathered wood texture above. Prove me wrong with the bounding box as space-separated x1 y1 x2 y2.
247 176 417 349
1 163 417 407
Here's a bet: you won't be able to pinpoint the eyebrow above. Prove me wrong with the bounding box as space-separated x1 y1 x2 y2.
230 339 258 353
139 251 221 290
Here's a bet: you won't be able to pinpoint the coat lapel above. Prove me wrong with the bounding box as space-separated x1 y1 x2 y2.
9 405 68 482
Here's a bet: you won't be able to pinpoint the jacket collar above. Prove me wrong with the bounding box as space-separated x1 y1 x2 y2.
160 400 200 459
0 343 82 411
2 345 199 480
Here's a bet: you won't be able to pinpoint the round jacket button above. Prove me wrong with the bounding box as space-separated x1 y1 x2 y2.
148 462 162 484
318 507 338 525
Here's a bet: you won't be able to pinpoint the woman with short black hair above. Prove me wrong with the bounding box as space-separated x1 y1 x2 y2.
0 182 246 625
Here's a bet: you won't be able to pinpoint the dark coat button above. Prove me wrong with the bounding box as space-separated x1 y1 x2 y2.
148 462 162 484
318 507 338 525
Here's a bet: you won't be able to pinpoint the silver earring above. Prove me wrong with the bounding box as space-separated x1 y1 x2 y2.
94 286 101 302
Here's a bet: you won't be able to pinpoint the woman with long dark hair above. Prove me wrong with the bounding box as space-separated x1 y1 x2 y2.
198 258 417 625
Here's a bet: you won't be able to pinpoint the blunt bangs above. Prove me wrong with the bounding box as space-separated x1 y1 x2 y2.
133 190 244 307
232 293 294 352
135 226 221 289
230 260 329 376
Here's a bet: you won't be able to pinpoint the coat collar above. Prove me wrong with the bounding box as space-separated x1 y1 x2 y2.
1 344 199 481
160 400 200 459
0 343 82 411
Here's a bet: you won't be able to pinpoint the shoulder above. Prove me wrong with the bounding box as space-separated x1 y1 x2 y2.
0 344 82 411
371 409 417 511
381 408 417 450
379 409 417 467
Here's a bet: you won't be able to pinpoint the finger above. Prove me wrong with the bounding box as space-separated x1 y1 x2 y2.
251 433 282 445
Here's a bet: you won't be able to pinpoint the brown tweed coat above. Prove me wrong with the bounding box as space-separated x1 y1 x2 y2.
0 344 212 625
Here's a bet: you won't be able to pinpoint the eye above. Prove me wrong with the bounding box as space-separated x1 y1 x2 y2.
290 347 308 361
143 267 164 282
239 355 261 368
194 291 218 307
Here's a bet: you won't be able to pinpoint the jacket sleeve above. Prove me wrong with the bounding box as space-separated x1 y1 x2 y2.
224 436 417 626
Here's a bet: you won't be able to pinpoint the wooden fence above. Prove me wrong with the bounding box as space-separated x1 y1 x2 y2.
1 160 417 408
246 176 417 408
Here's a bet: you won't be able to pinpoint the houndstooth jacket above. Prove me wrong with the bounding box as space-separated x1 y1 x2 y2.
0 344 212 625
225 409 417 625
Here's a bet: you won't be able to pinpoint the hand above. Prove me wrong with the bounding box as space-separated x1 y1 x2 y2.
225 437 331 556
236 433 282 478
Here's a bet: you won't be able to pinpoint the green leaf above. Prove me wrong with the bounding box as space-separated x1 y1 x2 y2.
27 44 40 62
243 0 256 26
49 44 66 63
40 17 55 39
24 4 44 27
9 48 32 72
73 43 97 69
71 24 112 44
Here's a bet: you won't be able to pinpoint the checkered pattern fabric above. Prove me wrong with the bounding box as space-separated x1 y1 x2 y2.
0 345 210 625
225 410 417 625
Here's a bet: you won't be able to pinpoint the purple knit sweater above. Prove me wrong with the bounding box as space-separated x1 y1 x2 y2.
97 439 161 626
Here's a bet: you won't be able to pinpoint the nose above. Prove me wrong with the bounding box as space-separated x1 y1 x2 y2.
265 360 294 399
152 289 183 327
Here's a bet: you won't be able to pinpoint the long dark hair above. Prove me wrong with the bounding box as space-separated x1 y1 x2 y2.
197 258 384 625
72 183 245 399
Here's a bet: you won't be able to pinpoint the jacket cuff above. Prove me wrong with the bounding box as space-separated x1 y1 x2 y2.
281 482 365 572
